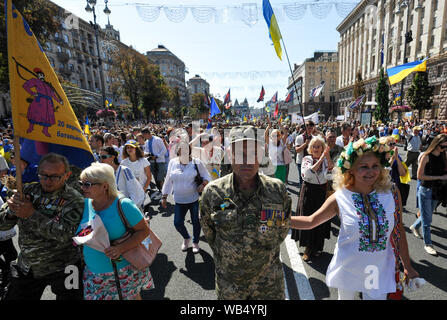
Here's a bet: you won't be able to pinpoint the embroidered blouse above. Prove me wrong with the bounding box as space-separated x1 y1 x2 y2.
301 155 329 185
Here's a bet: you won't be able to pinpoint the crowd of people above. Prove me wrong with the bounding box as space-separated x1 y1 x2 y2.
0 115 445 300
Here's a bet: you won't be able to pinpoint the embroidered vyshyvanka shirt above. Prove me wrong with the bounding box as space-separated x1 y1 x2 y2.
326 188 396 296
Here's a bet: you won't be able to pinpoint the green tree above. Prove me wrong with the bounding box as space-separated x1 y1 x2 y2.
109 45 147 118
171 87 182 119
407 72 434 121
0 0 61 91
191 93 207 113
374 68 390 123
140 63 172 120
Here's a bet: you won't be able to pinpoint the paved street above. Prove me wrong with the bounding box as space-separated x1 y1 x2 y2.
13 147 447 300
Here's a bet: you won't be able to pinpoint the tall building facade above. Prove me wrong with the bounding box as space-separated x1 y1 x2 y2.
146 45 188 106
337 0 447 120
44 2 120 107
187 74 210 105
287 51 339 119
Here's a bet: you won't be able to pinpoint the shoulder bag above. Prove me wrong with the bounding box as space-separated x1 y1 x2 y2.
193 159 204 188
112 198 162 270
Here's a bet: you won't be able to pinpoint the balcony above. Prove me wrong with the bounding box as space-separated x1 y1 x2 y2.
77 55 84 63
58 67 72 76
56 52 70 62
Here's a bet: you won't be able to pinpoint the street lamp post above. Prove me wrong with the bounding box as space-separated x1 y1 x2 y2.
85 0 111 111
396 0 422 122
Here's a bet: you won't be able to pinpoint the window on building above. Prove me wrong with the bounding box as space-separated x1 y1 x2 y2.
68 63 74 71
430 35 435 47
433 0 438 11
57 46 62 53
433 17 437 29
63 34 69 43
437 66 443 78
371 56 375 72
434 84 442 95
418 40 423 52
49 57 55 67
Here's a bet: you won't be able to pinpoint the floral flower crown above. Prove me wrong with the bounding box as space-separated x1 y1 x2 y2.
336 136 394 173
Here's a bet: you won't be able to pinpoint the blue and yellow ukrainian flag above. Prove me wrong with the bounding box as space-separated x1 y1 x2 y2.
387 58 428 85
262 0 282 60
393 92 401 105
84 116 91 136
6 0 94 168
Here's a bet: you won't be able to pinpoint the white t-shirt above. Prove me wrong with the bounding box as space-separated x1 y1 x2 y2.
268 141 285 166
120 157 151 189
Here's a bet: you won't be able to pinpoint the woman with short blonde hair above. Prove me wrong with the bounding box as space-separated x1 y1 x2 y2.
77 162 153 300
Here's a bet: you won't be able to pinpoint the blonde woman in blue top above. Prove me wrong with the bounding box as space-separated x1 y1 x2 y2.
77 163 153 300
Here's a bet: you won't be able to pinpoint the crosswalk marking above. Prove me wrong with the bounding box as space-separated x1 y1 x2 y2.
283 231 315 300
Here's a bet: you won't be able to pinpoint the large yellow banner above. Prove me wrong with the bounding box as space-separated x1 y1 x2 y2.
7 0 92 154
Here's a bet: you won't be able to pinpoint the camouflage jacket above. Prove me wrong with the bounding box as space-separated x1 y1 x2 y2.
200 173 291 286
0 182 84 278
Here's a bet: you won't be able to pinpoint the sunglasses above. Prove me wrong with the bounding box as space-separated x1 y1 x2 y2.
78 181 101 188
389 143 396 146
100 154 113 159
38 174 64 182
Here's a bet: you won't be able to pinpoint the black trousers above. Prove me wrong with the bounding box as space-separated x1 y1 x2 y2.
0 239 18 286
5 260 83 300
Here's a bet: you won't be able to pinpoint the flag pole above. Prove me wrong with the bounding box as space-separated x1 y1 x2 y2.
13 136 23 199
281 38 306 126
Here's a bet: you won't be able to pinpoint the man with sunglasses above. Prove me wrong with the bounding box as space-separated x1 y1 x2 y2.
0 153 84 300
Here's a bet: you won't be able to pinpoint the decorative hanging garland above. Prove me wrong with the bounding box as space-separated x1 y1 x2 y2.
127 1 359 24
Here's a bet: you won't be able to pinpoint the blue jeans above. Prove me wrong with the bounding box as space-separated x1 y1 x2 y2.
412 186 437 245
174 201 201 244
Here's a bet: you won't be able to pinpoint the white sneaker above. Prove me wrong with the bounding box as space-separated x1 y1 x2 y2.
424 245 438 256
181 238 191 252
410 225 422 239
192 243 200 254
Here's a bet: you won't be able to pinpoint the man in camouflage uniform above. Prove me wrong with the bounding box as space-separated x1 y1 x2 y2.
0 153 84 300
200 125 292 300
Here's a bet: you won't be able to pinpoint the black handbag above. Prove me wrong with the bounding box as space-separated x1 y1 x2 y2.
193 160 204 188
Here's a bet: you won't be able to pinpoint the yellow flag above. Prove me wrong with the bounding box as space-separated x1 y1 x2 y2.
7 1 92 156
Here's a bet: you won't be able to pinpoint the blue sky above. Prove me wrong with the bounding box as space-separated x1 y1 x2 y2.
52 0 359 108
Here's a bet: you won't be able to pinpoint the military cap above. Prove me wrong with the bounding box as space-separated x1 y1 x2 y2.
229 125 263 144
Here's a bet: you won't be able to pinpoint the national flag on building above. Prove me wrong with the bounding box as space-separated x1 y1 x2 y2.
387 58 428 85
262 0 283 60
223 89 231 109
6 0 94 169
348 94 366 109
309 81 325 98
393 92 401 105
257 86 265 102
270 91 278 103
285 90 293 103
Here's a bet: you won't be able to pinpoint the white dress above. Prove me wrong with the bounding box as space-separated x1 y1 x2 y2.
326 188 396 297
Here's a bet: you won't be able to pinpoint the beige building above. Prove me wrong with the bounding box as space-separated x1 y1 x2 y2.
187 74 210 105
146 45 188 106
337 0 447 121
44 2 121 108
287 51 339 119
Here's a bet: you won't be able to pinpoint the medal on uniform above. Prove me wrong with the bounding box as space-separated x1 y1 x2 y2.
259 224 269 234
260 210 267 223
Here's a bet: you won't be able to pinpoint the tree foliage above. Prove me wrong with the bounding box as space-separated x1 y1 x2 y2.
109 45 171 120
407 72 434 121
0 0 61 92
374 68 390 123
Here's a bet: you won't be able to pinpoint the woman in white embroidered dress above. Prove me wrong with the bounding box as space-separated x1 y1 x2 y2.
291 137 419 300
290 136 333 262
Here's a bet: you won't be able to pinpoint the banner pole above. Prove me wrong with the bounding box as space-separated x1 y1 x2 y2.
13 136 23 199
281 38 306 125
